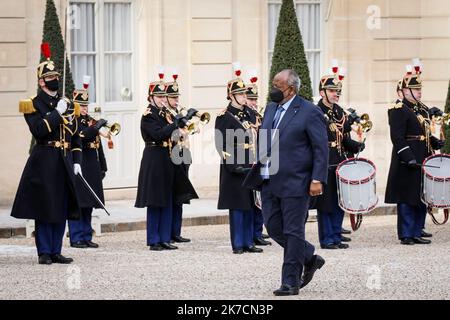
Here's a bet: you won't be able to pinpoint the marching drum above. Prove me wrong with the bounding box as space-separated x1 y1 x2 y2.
422 154 450 209
336 158 378 214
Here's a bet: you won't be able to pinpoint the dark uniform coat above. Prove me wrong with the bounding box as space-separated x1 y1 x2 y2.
135 104 198 208
215 104 257 210
11 90 82 223
385 99 441 206
312 99 361 212
171 126 194 205
75 115 107 208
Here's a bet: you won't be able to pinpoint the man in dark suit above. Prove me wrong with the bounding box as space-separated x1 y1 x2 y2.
245 69 329 295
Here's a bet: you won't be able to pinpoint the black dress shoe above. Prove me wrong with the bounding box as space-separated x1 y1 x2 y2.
85 240 99 248
273 284 299 296
172 235 191 243
421 230 433 238
400 238 415 245
244 246 263 253
413 237 431 244
341 228 352 235
71 241 88 249
160 242 178 250
320 243 339 249
233 249 244 254
301 255 325 288
262 234 270 239
38 254 52 265
337 243 349 249
51 254 73 264
254 238 272 246
149 244 164 251
341 235 352 242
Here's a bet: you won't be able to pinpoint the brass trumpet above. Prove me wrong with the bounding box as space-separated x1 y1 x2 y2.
176 104 211 134
87 115 121 136
347 108 373 133
429 107 450 126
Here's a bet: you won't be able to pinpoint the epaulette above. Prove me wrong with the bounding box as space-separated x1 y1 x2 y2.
217 108 227 117
19 97 37 114
143 107 152 116
222 151 232 160
389 102 403 110
73 102 81 117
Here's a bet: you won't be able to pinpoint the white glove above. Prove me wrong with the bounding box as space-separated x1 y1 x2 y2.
56 99 68 114
74 163 83 176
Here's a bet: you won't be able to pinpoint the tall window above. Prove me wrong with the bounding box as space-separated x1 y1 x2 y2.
268 0 323 97
70 1 133 104
70 2 96 101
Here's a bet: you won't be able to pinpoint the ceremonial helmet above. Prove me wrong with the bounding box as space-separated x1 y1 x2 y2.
402 58 422 90
73 76 91 105
319 59 346 95
165 69 180 98
245 70 259 99
149 66 167 97
37 42 60 79
227 62 247 99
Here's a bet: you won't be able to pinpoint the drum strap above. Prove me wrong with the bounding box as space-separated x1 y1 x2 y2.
350 214 363 231
427 206 449 225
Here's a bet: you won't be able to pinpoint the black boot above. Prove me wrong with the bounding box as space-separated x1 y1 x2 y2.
172 235 191 243
160 242 178 250
254 238 272 246
38 254 52 265
51 254 73 264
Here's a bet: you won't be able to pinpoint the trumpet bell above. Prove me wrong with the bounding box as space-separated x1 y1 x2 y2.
107 123 121 136
199 112 211 124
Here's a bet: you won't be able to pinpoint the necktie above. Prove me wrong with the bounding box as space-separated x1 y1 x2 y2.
272 105 285 129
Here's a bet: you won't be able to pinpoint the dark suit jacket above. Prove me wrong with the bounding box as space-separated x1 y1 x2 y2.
243 95 329 198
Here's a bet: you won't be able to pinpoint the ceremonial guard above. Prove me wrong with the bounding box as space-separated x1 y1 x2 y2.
68 76 107 249
385 59 444 245
245 74 271 247
215 64 263 254
11 43 82 264
313 61 365 249
135 70 197 251
165 73 194 243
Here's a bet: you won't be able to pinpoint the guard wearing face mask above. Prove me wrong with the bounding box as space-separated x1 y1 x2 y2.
215 63 263 254
312 62 365 250
11 43 82 265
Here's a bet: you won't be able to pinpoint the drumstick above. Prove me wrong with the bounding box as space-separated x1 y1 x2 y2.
354 138 366 161
401 162 441 169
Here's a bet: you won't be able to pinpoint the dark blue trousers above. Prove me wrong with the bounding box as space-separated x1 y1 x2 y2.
171 203 183 238
253 206 264 240
229 210 254 250
147 199 173 246
262 183 315 287
68 208 93 243
397 202 427 239
317 194 344 246
35 185 68 256
35 220 66 256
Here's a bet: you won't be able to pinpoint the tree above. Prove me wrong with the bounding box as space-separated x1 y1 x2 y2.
30 0 75 154
443 80 450 154
268 0 313 101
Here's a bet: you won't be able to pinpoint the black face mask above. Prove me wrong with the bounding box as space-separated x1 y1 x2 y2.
44 79 59 92
270 87 286 103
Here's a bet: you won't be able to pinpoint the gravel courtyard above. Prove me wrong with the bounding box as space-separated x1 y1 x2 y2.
0 215 448 300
